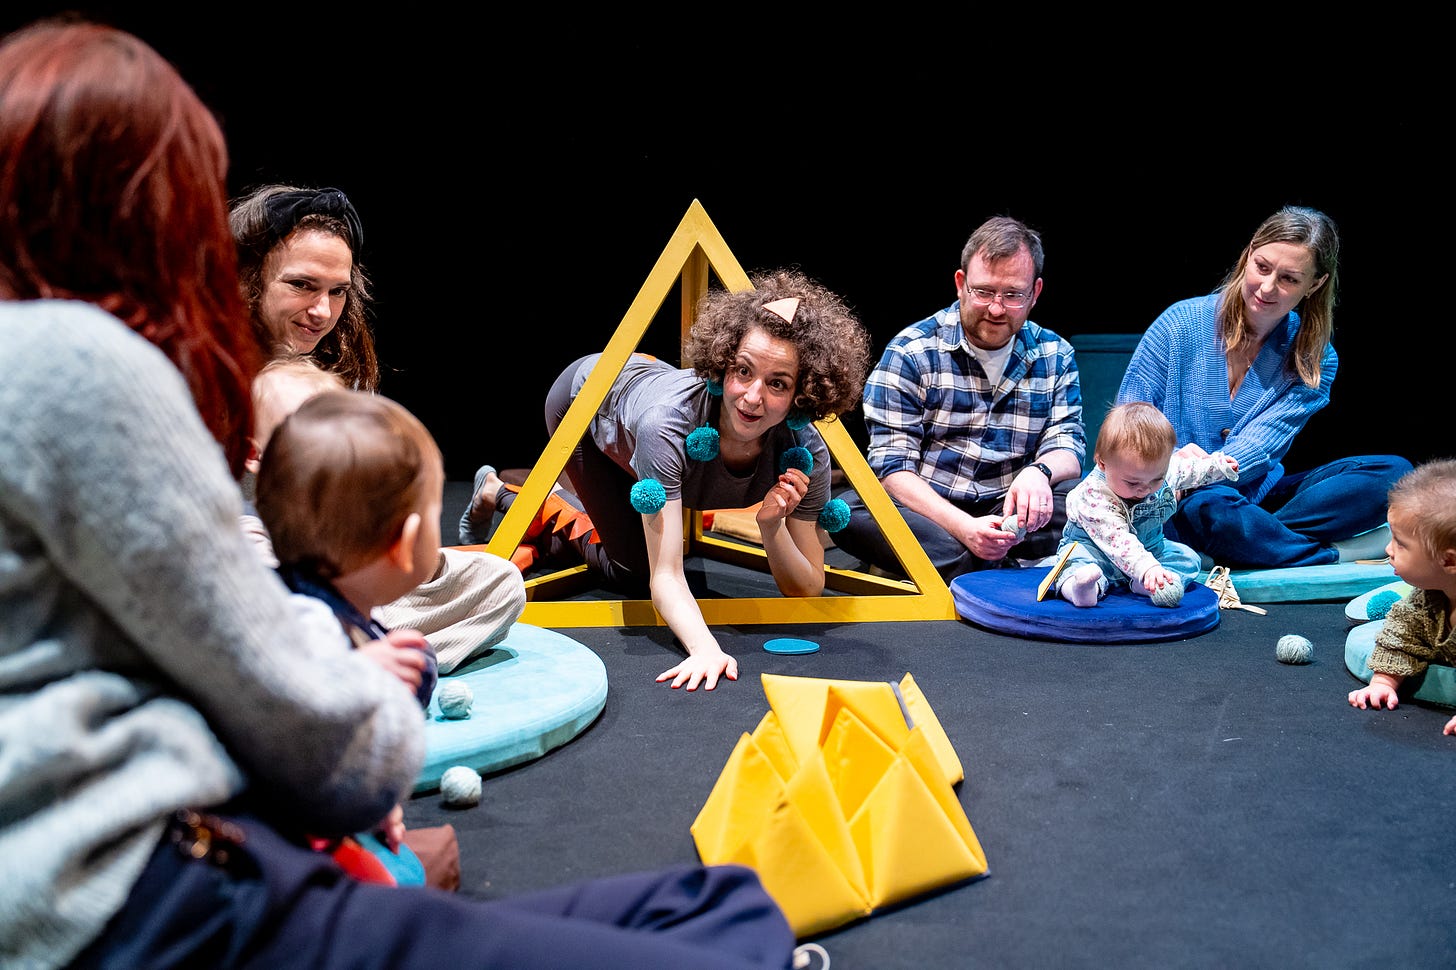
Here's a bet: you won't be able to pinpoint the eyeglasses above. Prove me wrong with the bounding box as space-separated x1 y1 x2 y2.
964 285 1031 309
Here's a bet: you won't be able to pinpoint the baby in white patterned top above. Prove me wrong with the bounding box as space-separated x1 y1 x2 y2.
1056 402 1238 608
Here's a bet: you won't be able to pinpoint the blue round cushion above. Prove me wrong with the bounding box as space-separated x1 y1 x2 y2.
415 623 608 793
1344 620 1456 708
951 568 1220 643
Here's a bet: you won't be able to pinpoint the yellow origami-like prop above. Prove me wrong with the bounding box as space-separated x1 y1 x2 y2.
690 673 988 937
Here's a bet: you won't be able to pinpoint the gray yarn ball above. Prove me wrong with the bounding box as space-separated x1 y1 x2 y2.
437 679 474 719
1001 514 1027 541
440 765 482 807
1150 582 1184 608
1276 634 1314 665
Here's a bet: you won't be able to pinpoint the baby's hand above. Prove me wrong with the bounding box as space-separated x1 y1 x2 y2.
1348 683 1399 711
1141 565 1176 594
1212 451 1239 481
359 628 431 691
375 803 406 853
1445 713 1456 736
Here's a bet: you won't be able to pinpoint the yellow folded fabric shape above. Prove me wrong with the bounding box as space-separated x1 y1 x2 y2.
690 672 988 937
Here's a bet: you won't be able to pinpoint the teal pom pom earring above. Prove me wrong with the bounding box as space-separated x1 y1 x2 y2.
779 446 813 476
630 478 667 514
685 426 720 461
705 377 724 397
818 498 851 533
785 409 812 431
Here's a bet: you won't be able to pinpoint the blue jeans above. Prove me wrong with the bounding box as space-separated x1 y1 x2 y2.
1166 454 1412 569
833 480 1075 582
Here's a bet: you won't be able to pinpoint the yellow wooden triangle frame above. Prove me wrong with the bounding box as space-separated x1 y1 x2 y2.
468 200 955 626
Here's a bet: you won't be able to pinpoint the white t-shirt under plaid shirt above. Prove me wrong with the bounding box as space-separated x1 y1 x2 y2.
862 303 1084 504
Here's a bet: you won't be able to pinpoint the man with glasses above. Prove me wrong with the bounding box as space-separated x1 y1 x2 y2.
834 216 1085 581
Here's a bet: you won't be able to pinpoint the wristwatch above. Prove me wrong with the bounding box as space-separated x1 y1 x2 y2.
1030 462 1054 481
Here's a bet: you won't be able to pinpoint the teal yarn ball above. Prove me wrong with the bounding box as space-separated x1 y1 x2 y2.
1366 590 1401 620
779 446 813 475
440 765 482 807
705 377 724 397
785 410 812 431
685 426 720 461
818 497 851 533
1276 634 1314 665
1150 582 1184 608
630 478 667 514
437 680 473 719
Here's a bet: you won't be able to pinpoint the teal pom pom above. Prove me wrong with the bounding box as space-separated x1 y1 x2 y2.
786 410 812 431
1276 634 1313 665
1366 590 1401 620
685 426 720 461
818 497 851 533
440 765 482 807
705 377 724 397
779 446 813 475
630 478 667 514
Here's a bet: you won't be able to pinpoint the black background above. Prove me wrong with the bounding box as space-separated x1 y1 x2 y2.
6 8 1448 481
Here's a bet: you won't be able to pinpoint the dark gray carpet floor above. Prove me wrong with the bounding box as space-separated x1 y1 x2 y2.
408 481 1454 969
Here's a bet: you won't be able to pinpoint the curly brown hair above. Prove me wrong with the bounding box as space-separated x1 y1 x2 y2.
685 269 871 421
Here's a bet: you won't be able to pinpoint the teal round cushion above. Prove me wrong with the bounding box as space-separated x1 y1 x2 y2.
1345 580 1413 622
415 622 608 793
1344 620 1456 708
1213 561 1396 605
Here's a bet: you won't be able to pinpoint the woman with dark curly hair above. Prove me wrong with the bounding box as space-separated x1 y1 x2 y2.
460 269 873 691
230 183 380 391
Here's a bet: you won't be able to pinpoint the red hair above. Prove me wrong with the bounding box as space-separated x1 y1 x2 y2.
0 18 261 475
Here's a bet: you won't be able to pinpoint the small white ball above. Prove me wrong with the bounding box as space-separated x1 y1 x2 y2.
437 679 474 719
440 765 482 807
1276 634 1314 665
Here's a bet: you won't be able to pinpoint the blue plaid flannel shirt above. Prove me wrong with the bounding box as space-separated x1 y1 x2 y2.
862 304 1084 503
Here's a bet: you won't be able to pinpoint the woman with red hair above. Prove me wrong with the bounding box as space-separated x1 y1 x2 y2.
0 18 798 970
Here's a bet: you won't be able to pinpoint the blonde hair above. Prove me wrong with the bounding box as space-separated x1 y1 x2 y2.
1387 459 1456 562
252 354 347 455
256 389 440 578
1094 401 1176 465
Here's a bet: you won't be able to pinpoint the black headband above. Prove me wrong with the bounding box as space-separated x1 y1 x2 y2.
261 187 364 254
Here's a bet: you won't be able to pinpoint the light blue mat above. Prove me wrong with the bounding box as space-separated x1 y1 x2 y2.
1211 560 1396 604
1344 619 1456 709
1345 580 1413 623
415 622 608 793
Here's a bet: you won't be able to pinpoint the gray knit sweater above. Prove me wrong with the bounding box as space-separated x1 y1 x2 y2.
0 300 426 969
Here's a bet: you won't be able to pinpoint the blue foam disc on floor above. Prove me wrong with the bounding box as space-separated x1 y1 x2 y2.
1345 580 1412 622
1344 619 1456 708
951 567 1220 643
1214 561 1396 605
764 637 821 655
415 622 608 793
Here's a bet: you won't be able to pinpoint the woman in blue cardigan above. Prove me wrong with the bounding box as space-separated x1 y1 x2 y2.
1116 206 1410 569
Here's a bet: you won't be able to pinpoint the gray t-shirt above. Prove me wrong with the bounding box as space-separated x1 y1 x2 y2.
572 353 831 520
